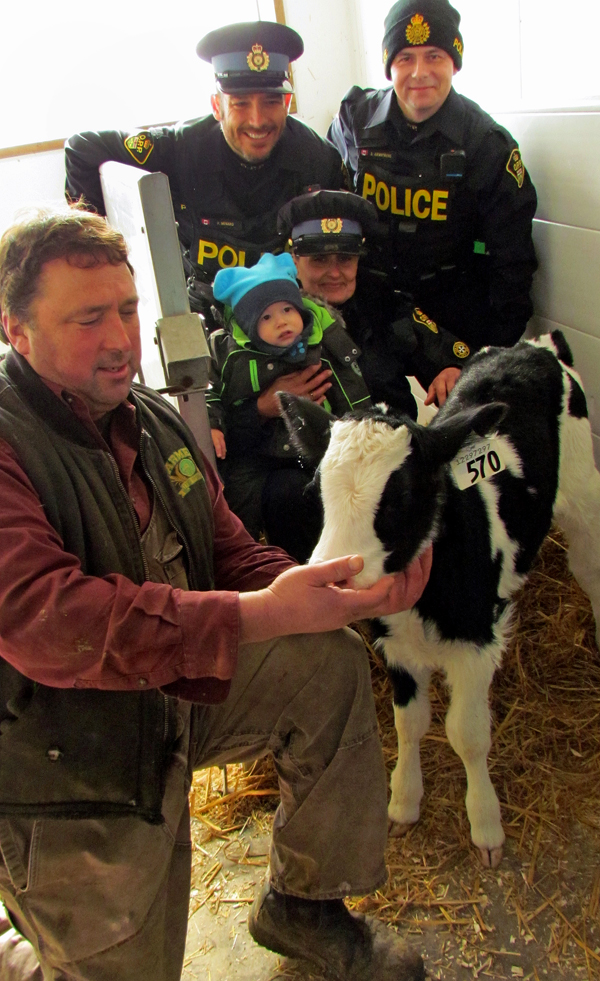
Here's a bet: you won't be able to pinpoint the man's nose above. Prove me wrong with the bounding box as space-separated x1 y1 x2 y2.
103 312 134 350
411 55 429 78
247 99 268 129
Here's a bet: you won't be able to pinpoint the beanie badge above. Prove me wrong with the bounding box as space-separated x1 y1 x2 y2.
247 44 270 72
321 218 343 234
383 47 388 65
406 13 431 46
453 36 463 57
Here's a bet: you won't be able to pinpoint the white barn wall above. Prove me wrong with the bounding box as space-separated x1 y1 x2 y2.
0 150 66 236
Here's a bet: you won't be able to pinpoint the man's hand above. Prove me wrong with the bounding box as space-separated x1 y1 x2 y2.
238 548 433 644
257 363 333 418
425 366 461 407
211 428 227 460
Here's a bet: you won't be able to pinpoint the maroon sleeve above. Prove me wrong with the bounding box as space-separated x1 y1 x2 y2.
0 440 295 692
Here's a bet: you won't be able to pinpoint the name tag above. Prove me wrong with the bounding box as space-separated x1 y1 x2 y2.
451 435 506 490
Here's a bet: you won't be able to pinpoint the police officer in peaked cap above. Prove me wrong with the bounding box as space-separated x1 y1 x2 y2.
328 0 538 354
65 21 345 326
278 188 473 416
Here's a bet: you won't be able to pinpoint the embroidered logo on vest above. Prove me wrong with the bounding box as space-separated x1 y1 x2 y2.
247 44 270 72
406 14 430 46
165 447 203 497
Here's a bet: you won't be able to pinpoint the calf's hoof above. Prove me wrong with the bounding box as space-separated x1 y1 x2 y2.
388 819 414 838
478 845 503 868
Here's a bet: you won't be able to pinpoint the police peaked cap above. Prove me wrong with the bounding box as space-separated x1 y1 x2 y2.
196 21 303 94
277 191 379 256
382 0 463 78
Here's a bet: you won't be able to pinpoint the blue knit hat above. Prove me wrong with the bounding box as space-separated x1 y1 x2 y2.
213 253 312 356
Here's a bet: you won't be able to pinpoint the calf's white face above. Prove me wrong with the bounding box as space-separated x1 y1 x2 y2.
310 417 414 586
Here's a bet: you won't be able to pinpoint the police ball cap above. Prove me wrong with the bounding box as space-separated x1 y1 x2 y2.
382 0 463 79
196 21 304 94
277 191 379 256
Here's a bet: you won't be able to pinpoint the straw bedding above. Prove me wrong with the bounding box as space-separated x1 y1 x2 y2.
189 529 600 979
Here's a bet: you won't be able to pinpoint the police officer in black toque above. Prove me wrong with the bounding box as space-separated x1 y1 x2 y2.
328 0 538 353
65 21 345 325
278 188 473 416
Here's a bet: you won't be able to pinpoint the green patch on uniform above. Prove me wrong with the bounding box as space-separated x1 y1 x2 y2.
453 341 470 359
506 148 525 189
165 446 204 498
124 132 154 165
413 307 438 333
473 240 486 255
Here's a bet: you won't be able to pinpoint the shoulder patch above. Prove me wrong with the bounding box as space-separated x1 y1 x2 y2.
413 307 438 333
165 446 203 498
506 147 525 188
453 341 470 359
124 132 154 166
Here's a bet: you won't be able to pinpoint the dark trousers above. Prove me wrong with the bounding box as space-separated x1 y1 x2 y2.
223 456 322 563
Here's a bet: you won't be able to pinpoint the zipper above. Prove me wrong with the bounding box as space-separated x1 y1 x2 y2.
138 428 196 749
106 449 172 748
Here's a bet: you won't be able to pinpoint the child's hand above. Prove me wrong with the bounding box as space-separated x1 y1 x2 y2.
211 429 227 459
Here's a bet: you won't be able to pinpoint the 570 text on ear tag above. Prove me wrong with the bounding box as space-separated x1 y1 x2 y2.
451 435 506 490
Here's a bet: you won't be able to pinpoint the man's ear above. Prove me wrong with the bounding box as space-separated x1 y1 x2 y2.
278 393 333 467
2 313 30 355
210 93 222 121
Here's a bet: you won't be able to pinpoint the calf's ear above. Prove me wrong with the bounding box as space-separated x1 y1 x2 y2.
422 401 508 466
278 393 333 466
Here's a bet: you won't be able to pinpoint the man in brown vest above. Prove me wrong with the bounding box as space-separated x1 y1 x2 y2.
0 208 430 980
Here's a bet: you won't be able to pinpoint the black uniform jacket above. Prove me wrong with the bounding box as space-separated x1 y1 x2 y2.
65 115 345 288
207 297 371 460
341 266 472 418
328 87 538 351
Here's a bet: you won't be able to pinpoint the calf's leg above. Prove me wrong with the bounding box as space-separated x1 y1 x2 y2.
386 664 432 833
444 649 504 867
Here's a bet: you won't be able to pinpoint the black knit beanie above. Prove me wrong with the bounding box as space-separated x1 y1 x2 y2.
382 0 463 78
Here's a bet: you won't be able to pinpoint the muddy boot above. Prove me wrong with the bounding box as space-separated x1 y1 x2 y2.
248 882 425 981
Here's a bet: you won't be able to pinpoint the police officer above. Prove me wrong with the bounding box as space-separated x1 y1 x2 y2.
327 0 538 352
277 189 473 417
65 21 345 324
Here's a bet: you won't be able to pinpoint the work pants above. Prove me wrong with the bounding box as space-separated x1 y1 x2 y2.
0 628 388 980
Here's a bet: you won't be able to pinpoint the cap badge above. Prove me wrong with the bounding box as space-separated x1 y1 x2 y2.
321 218 343 234
406 13 431 46
453 37 463 57
247 44 270 72
383 47 388 64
